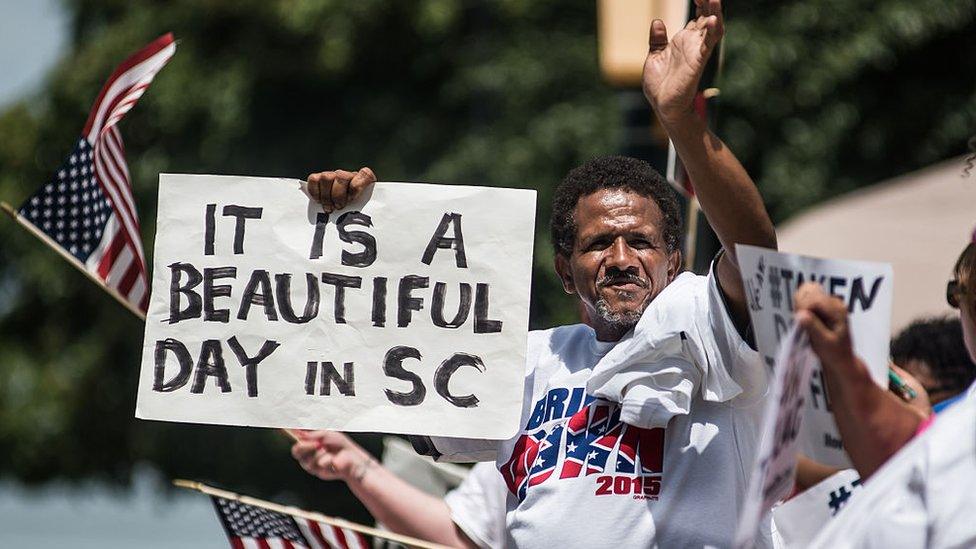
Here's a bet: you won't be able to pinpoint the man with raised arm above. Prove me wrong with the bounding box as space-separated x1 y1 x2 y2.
293 0 779 546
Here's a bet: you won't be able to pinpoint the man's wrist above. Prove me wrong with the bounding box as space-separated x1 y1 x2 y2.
655 106 705 137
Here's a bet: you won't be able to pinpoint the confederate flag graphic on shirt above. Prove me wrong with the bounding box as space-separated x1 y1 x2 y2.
501 387 665 501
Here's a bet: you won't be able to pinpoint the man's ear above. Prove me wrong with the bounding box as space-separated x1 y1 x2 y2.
554 254 576 294
667 249 682 281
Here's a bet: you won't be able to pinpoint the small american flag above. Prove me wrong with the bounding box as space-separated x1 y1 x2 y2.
211 496 370 549
17 33 176 313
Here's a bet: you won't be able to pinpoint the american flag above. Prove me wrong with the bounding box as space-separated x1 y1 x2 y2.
211 496 370 549
17 33 176 313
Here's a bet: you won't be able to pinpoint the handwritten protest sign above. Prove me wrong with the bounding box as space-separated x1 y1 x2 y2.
735 245 893 467
136 174 536 439
734 323 817 549
772 468 862 548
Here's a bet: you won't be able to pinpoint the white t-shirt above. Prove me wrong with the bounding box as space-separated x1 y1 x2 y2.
808 393 976 548
431 266 773 548
446 462 510 549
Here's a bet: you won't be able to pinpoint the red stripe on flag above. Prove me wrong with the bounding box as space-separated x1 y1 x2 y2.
94 142 144 266
139 287 149 311
256 539 272 549
230 538 246 549
116 254 141 295
307 521 333 549
97 231 127 278
100 131 137 233
332 525 351 549
83 33 175 136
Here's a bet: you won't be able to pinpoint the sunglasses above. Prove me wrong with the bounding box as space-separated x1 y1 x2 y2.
947 279 965 308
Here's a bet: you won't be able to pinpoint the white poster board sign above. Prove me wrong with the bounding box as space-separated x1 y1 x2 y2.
772 468 862 548
734 324 817 549
735 245 893 467
137 174 536 439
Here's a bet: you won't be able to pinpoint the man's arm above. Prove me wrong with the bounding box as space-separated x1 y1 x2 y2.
641 0 776 328
794 283 927 479
292 431 478 548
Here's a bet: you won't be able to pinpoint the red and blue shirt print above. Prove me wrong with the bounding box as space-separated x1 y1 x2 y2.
500 386 665 502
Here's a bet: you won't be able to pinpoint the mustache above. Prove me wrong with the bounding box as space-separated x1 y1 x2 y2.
597 272 649 289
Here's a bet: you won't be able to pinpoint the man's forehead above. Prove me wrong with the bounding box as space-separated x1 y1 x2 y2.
574 189 664 231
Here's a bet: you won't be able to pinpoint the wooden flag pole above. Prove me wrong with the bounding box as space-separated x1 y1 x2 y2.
174 479 452 549
1 201 146 321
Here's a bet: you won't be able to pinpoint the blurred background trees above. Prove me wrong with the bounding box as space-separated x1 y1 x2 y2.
0 0 973 523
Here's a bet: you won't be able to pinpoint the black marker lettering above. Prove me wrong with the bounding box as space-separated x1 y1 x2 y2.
222 205 263 254
398 275 430 327
168 262 203 324
383 346 425 406
305 361 317 395
320 361 356 396
276 273 320 323
372 277 387 327
474 283 502 333
227 336 280 398
191 339 231 394
337 212 377 267
431 282 472 328
321 273 362 324
435 352 485 408
309 212 329 260
849 276 884 313
203 266 236 323
204 203 216 255
238 269 278 321
421 213 467 268
153 338 193 392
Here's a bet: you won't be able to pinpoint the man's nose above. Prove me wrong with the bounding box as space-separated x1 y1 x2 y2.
606 237 638 270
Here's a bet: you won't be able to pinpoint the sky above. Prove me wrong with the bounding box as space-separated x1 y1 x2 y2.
0 2 225 547
0 0 68 107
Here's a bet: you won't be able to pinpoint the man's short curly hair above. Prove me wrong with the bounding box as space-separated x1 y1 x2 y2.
891 316 976 397
550 156 682 257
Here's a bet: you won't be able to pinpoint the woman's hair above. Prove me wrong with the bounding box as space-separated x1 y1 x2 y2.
954 241 976 293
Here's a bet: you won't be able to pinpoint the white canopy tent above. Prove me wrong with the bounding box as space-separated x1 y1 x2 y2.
776 155 975 334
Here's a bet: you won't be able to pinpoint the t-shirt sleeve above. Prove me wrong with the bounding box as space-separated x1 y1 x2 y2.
704 252 768 404
444 462 510 549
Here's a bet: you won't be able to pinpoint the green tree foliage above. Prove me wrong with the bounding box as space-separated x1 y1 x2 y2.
721 0 976 220
0 0 973 522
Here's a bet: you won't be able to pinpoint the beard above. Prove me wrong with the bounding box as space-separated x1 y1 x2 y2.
594 295 648 332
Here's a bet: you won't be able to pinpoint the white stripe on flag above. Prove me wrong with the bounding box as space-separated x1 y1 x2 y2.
105 245 134 287
85 43 176 143
127 273 147 305
296 519 331 549
93 141 144 264
240 539 261 549
345 530 366 549
83 213 120 272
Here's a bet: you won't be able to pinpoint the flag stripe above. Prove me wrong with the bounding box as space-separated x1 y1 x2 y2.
97 229 127 279
93 140 144 265
105 246 134 287
127 273 147 304
296 520 329 549
100 128 138 248
83 34 175 140
115 255 142 295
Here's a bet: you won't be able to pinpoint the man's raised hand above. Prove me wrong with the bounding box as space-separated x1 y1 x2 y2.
307 167 376 212
642 0 724 125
